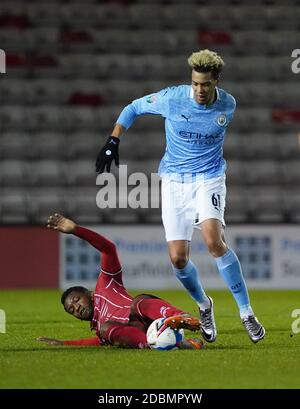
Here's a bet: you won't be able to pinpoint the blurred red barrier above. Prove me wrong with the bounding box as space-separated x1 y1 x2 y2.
0 227 59 288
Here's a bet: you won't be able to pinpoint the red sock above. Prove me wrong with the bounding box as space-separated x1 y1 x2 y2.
136 298 185 321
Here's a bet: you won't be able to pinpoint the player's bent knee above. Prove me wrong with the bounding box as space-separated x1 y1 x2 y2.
170 255 189 269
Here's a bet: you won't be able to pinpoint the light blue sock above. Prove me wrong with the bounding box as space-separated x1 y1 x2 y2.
172 260 210 309
215 249 253 318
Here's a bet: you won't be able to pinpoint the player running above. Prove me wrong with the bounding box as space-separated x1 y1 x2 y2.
37 214 203 350
95 49 265 344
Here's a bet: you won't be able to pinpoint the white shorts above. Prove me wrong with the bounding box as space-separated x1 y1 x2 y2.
161 174 226 242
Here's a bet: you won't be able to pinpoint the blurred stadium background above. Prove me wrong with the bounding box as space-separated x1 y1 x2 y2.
0 0 299 291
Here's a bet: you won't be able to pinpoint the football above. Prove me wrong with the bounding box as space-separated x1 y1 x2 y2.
146 317 184 350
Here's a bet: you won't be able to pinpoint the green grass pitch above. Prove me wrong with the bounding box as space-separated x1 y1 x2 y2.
0 289 299 389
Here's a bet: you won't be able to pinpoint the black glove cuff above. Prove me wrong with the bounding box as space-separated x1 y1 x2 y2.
108 136 120 145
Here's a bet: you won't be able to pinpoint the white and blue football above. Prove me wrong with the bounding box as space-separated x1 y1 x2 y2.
146 317 184 350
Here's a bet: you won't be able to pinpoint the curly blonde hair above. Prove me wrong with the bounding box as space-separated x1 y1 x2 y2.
187 49 225 79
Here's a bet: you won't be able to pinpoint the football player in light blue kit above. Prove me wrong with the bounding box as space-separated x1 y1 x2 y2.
96 49 265 343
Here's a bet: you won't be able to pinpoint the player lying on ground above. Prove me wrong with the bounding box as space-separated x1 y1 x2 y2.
37 214 203 350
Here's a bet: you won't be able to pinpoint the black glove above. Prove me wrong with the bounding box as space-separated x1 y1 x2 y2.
96 136 120 173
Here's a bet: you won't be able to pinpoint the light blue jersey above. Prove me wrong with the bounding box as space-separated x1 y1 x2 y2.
116 85 236 180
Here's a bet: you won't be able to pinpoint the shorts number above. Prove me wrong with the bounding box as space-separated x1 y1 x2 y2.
212 193 221 211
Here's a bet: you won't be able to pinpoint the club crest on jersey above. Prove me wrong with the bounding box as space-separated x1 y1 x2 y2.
146 95 157 104
216 114 227 126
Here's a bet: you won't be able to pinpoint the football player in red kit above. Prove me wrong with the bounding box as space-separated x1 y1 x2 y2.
37 214 203 350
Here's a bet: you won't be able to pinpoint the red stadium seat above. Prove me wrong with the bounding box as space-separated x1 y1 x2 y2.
60 30 94 44
198 31 233 45
68 92 104 107
272 110 300 123
0 0 298 224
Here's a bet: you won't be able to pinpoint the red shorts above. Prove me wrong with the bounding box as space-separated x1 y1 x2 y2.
129 293 185 331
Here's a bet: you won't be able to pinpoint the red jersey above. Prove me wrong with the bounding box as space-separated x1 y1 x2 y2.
92 269 133 337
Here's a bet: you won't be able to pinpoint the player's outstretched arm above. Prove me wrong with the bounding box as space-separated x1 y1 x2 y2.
95 88 168 174
47 213 76 234
47 213 122 273
37 337 64 346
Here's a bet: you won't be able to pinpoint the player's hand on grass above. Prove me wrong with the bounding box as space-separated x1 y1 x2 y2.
47 213 76 234
37 337 64 346
177 338 204 350
96 136 120 173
